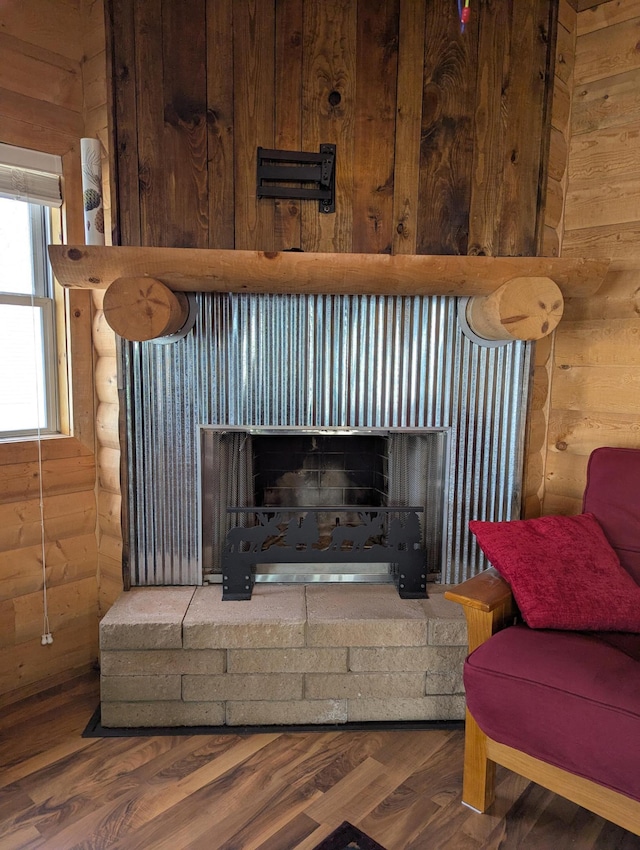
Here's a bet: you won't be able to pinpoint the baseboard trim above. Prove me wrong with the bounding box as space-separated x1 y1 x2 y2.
83 704 464 737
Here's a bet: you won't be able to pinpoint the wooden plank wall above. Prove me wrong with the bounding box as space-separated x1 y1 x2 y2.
0 0 102 704
108 0 556 260
544 0 640 513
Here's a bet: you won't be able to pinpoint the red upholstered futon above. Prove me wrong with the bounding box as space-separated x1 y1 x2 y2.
465 625 640 802
446 447 640 833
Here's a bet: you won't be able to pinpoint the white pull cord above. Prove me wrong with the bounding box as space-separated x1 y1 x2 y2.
30 289 53 646
37 429 52 645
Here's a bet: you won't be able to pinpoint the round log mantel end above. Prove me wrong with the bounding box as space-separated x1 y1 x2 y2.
103 276 190 341
465 276 564 342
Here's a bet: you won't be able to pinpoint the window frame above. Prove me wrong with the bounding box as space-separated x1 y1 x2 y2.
0 202 60 439
0 139 96 462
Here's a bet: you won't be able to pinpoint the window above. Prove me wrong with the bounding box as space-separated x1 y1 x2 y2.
0 144 63 439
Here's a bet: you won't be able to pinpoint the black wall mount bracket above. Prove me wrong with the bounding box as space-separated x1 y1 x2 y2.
257 144 336 213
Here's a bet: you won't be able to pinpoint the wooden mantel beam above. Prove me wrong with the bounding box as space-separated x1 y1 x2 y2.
48 245 609 300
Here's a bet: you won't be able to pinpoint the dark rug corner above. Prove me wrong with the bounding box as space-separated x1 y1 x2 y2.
82 704 463 738
312 821 387 850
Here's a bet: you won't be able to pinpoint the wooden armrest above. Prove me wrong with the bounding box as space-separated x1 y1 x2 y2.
445 568 517 652
444 567 513 613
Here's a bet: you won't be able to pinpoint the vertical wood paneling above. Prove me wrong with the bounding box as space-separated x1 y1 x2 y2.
134 0 165 246
352 0 399 254
274 0 303 250
233 1 276 251
417 0 478 255
162 0 209 248
110 0 557 259
467 0 511 256
109 0 140 246
391 0 425 255
498 1 555 256
206 0 235 249
301 0 357 252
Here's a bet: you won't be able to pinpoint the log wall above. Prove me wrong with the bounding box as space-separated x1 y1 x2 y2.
0 1 105 704
544 0 640 513
82 0 122 617
522 0 575 518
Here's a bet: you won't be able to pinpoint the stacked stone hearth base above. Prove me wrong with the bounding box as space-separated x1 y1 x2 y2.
99 584 467 727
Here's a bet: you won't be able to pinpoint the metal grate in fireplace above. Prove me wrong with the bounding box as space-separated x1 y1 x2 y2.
200 426 447 588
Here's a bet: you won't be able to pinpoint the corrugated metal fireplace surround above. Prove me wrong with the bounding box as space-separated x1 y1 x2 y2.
121 292 532 586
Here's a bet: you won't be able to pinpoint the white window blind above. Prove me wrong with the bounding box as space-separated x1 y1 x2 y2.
0 143 62 208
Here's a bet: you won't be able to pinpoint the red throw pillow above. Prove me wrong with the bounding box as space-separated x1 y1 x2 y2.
469 513 640 631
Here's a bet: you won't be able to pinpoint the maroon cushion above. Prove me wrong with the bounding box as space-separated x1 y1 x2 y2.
465 625 640 802
583 446 640 585
594 631 640 662
469 513 640 631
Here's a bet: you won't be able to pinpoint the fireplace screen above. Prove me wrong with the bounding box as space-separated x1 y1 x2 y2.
200 426 447 593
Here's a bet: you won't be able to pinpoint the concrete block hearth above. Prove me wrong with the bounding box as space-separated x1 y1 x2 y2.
99 584 467 728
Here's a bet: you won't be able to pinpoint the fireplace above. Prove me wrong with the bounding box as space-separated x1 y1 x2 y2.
121 292 531 587
200 426 447 598
105 291 531 727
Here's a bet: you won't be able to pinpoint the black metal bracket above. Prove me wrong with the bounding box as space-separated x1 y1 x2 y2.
257 145 336 213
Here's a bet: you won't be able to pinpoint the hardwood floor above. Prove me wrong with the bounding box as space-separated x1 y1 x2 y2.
1 673 639 849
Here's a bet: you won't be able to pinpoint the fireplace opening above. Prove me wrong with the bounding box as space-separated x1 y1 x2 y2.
200 426 448 596
253 432 386 536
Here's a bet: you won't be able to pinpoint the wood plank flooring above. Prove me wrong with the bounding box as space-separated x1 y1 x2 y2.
1 673 639 849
